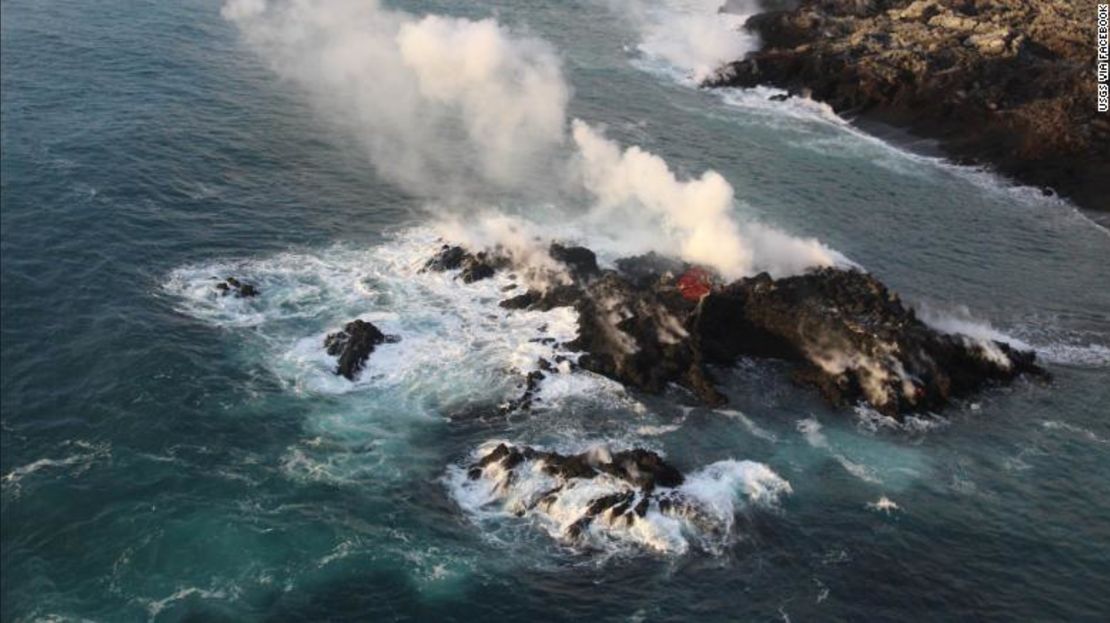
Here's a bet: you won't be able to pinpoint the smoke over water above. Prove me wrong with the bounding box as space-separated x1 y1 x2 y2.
222 0 844 279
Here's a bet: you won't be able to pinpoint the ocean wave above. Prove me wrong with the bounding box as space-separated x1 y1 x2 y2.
2 440 111 499
717 408 779 443
141 585 241 619
797 416 932 486
712 84 1105 216
852 405 948 435
1041 420 1109 445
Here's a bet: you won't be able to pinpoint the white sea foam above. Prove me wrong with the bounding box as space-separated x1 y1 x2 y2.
866 496 900 514
1 440 111 499
1041 421 1109 445
713 86 1104 221
717 408 779 442
446 440 790 556
164 227 594 410
716 86 851 129
797 417 882 484
853 405 948 435
634 423 684 437
142 586 240 618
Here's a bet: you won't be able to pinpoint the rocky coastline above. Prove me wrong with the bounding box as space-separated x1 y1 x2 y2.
321 240 1044 420
707 0 1109 212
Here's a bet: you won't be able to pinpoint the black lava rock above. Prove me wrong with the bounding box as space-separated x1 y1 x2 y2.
324 319 399 380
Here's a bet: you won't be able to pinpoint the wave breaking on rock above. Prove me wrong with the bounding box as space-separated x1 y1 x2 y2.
446 441 791 555
417 238 1044 418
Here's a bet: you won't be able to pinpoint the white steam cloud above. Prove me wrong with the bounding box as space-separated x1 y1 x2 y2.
222 0 568 197
572 120 842 279
572 120 750 277
612 0 760 82
223 0 844 279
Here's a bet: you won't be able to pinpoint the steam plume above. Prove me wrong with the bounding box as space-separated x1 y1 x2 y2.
223 0 568 197
223 0 846 279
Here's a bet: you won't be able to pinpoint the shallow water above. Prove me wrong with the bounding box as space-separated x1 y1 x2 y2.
3 1 1109 621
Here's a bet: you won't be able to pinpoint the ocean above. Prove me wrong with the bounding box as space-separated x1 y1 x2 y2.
2 1 1109 621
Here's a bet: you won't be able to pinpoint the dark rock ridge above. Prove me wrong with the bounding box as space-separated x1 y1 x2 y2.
467 443 710 540
693 268 1041 414
324 319 400 380
215 277 259 298
706 0 1109 212
428 241 1044 417
471 443 684 490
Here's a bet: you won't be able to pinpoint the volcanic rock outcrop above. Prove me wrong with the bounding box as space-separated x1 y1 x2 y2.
465 443 712 541
707 0 1109 212
324 319 400 380
422 244 504 283
214 277 259 298
426 241 1043 417
692 268 1040 414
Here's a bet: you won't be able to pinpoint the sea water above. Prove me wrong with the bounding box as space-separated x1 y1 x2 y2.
3 1 1109 621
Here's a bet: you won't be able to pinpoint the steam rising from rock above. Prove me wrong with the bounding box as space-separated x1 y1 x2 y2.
222 0 844 278
572 120 750 278
572 120 842 278
611 0 760 81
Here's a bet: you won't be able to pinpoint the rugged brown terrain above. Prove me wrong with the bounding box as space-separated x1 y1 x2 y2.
707 0 1109 212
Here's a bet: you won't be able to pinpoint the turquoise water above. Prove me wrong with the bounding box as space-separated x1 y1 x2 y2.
3 1 1109 621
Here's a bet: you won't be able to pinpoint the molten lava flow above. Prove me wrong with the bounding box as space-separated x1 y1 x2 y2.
678 267 714 301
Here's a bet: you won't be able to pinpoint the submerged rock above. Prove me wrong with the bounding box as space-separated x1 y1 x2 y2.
324 319 399 380
215 277 259 298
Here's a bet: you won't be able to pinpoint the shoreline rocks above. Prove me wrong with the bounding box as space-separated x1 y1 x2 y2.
706 0 1109 212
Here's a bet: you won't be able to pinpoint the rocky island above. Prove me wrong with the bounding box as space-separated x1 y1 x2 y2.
326 240 1044 419
707 0 1109 212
